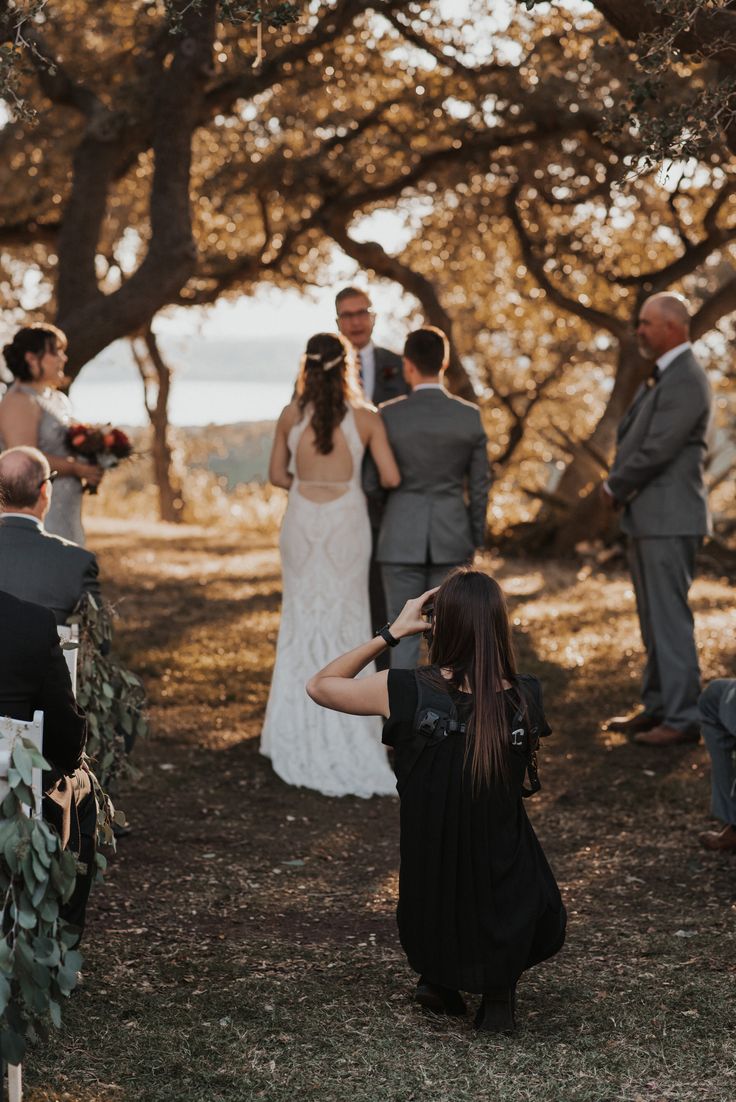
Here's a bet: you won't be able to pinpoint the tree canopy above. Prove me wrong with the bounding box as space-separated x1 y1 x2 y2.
1 1 734 543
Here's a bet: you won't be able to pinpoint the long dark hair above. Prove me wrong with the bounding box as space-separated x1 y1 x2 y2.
3 324 67 382
426 568 519 791
296 332 356 454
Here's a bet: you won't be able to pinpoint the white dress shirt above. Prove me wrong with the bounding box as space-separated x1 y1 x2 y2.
656 341 692 374
359 343 376 401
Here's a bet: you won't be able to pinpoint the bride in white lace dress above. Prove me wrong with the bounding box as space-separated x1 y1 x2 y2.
261 332 401 797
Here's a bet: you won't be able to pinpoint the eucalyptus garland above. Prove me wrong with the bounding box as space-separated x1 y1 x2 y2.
68 595 149 792
0 735 80 1065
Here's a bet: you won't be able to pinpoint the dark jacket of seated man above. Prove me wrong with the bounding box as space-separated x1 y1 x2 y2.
0 588 96 942
0 445 101 624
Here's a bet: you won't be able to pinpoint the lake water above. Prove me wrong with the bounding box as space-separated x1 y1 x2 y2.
68 334 301 426
71 378 292 426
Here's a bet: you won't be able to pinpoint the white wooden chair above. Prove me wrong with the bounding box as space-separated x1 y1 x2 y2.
0 711 45 1102
57 624 79 697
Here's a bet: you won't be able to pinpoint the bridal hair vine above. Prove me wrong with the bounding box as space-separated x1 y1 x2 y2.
305 351 344 372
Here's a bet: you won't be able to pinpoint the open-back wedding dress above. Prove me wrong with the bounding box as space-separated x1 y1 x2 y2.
260 405 396 798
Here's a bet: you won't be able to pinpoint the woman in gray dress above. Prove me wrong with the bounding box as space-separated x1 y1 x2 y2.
0 324 103 545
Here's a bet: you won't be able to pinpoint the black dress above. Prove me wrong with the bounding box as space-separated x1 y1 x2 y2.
382 669 566 994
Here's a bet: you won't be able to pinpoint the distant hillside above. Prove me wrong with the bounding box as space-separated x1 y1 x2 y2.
185 421 276 485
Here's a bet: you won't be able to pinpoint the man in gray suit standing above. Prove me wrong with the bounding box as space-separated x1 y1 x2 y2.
0 445 101 623
366 326 490 668
603 293 712 747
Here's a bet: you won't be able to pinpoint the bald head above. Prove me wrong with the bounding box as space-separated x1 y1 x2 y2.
636 293 691 360
0 446 51 517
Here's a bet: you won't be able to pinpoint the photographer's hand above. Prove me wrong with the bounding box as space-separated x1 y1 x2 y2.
388 587 439 640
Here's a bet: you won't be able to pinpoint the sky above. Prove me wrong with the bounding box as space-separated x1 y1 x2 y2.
152 209 419 348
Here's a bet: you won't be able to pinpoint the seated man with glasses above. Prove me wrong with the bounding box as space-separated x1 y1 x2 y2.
0 445 101 623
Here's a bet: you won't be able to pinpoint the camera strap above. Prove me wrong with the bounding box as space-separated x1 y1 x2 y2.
405 671 542 796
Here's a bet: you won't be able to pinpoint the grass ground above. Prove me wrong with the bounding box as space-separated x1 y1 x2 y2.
24 517 736 1102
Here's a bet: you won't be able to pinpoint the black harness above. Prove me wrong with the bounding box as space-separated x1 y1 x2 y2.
407 671 542 797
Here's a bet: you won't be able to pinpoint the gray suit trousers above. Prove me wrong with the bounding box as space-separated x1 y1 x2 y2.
699 680 736 826
382 562 458 668
627 536 702 731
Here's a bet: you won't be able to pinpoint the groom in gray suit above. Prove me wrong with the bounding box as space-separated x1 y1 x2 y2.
366 326 490 667
603 293 712 747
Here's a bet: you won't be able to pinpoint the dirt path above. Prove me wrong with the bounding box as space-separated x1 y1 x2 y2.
26 519 735 1102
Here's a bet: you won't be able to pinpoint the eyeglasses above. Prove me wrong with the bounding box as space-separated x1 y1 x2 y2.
337 308 374 322
38 470 58 489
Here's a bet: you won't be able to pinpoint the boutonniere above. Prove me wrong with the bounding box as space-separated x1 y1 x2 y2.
382 365 398 380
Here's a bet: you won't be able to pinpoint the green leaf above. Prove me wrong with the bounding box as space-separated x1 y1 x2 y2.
33 937 60 968
56 963 79 995
17 904 37 930
29 957 51 989
20 975 47 1013
31 832 51 867
64 949 83 974
31 852 47 882
13 781 35 807
0 974 10 1015
60 925 80 949
11 744 33 787
31 878 47 908
48 998 62 1028
3 835 18 875
39 898 59 923
0 1026 26 1065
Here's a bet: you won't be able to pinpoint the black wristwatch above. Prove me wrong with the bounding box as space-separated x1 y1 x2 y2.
375 623 400 648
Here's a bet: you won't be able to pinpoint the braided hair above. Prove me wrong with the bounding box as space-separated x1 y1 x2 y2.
296 332 356 454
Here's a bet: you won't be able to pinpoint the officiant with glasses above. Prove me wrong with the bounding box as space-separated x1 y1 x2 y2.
335 285 409 666
0 323 104 545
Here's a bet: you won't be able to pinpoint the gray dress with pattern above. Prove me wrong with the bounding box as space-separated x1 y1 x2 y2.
0 384 85 545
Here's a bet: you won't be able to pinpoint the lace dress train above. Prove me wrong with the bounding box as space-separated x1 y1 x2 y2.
260 408 396 798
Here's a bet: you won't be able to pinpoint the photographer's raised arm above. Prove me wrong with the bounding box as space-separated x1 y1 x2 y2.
306 639 390 716
306 588 438 717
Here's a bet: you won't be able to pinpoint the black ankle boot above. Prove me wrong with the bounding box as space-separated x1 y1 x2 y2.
474 986 516 1033
414 977 467 1016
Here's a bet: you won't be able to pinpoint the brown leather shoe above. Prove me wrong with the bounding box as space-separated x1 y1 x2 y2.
698 825 736 853
633 723 700 747
606 710 662 734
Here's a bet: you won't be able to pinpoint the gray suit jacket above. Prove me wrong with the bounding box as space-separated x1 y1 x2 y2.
371 346 410 406
608 349 712 537
366 387 490 563
0 516 101 624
